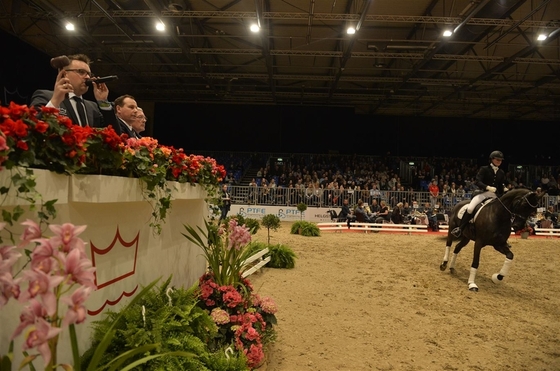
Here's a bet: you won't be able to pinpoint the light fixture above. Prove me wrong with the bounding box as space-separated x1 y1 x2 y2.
537 33 548 41
443 30 453 37
249 24 260 33
65 22 75 31
347 26 356 35
155 22 165 32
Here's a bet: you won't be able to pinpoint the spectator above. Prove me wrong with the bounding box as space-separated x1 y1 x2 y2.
429 179 439 208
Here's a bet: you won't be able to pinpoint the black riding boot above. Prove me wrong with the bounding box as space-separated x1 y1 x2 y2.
451 211 473 237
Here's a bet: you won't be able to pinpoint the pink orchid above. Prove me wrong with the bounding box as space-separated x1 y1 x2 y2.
23 317 62 366
0 245 21 273
61 286 92 327
63 248 96 289
12 298 47 339
30 238 55 273
49 223 87 253
0 271 21 307
19 269 64 316
19 219 42 245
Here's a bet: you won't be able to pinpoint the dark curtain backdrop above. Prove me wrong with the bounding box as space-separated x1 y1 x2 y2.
154 103 554 165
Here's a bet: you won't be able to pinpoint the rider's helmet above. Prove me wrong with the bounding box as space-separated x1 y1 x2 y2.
489 150 504 161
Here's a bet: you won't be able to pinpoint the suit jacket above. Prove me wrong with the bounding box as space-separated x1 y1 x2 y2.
31 90 122 135
117 117 139 139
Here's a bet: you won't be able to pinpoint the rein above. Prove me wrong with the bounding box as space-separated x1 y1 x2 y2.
496 191 536 223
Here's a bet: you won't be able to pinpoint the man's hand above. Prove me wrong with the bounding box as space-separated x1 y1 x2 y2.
92 81 110 101
503 187 509 193
51 69 73 108
486 186 497 193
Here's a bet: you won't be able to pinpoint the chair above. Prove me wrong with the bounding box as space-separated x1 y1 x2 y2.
327 210 348 223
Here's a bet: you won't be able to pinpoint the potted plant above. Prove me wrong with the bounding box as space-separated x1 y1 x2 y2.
296 202 307 221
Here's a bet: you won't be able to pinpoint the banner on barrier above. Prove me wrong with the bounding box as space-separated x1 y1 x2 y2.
229 205 335 222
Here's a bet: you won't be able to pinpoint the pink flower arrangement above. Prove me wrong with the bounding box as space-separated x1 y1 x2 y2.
198 272 277 369
0 220 96 369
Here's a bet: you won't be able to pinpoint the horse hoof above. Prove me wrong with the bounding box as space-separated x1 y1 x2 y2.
440 262 448 271
468 283 479 291
491 273 503 284
449 268 456 275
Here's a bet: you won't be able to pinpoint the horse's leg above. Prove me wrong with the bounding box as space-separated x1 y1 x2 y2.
491 244 514 284
439 232 455 271
447 236 469 275
467 242 484 292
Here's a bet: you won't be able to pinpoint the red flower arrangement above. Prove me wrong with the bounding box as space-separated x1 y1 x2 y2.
198 272 277 369
0 102 226 231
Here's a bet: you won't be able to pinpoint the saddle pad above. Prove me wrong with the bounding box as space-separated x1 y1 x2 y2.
457 197 495 222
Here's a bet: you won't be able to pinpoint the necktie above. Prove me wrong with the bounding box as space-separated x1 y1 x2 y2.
72 96 87 126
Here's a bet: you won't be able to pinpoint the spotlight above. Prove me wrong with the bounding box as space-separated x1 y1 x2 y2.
442 30 453 37
250 24 260 33
65 22 75 31
347 26 356 35
537 33 548 41
156 22 165 32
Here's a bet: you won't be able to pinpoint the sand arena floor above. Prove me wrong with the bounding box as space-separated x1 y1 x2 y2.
249 222 560 371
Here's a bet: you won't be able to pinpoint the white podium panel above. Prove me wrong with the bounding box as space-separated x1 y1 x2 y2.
0 169 208 367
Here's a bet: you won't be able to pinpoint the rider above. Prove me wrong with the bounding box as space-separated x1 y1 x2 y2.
451 150 508 237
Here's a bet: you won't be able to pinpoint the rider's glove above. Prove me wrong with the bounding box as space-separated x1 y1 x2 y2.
486 186 497 193
503 187 509 193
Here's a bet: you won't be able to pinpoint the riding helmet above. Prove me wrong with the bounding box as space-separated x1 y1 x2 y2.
489 150 504 160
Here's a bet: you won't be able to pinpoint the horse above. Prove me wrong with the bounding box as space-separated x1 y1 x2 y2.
440 188 544 291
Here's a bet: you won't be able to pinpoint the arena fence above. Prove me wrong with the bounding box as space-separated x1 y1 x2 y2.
226 185 557 215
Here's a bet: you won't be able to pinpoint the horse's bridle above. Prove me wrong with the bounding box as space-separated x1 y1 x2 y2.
496 191 537 223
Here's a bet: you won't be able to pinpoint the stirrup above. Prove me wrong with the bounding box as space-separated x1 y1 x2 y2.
451 227 462 237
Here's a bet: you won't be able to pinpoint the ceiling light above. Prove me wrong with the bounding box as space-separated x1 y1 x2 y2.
347 27 356 35
537 33 548 41
156 22 165 32
442 30 453 37
65 22 75 31
250 24 260 33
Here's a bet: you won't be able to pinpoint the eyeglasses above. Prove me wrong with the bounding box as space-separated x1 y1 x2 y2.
65 68 92 78
137 116 147 122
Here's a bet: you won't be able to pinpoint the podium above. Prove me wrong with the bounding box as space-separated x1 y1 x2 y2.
0 168 208 366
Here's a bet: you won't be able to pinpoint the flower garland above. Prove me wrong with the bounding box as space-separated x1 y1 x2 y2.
0 102 226 233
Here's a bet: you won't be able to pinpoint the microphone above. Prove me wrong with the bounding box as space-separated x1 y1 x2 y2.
86 75 118 86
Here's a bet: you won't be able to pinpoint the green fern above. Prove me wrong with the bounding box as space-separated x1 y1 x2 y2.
268 244 297 269
290 221 320 236
81 277 224 370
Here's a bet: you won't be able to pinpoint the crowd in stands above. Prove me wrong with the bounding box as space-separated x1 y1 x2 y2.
211 152 559 228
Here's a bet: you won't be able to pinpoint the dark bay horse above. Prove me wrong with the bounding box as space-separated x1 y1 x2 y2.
440 188 543 291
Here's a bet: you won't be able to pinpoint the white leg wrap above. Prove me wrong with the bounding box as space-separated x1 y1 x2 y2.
499 258 513 277
443 246 450 262
492 258 513 284
449 253 458 269
468 267 477 285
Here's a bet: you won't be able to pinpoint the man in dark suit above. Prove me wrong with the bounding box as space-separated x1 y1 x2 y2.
219 184 231 221
130 107 146 138
30 54 121 134
114 95 140 139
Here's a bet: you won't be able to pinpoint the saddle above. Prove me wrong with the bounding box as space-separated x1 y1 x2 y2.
457 197 495 223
